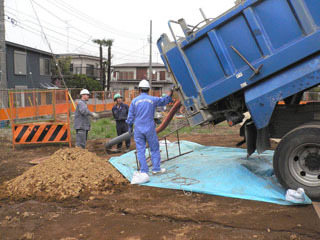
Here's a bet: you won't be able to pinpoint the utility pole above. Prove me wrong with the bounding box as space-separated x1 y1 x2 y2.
0 0 7 107
107 43 111 92
148 20 152 92
99 44 103 88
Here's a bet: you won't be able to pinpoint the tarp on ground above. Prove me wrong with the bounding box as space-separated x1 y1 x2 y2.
109 141 312 205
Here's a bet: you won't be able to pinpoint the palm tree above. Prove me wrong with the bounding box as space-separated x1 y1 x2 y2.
105 39 114 92
92 39 108 89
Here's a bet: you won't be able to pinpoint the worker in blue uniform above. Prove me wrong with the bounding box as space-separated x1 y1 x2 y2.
126 79 172 183
112 93 131 153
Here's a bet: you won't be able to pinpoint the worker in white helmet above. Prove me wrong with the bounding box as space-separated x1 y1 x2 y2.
126 79 173 184
74 89 98 149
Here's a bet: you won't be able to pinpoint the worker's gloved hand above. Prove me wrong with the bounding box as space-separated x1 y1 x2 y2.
128 124 133 134
167 89 173 97
92 112 99 118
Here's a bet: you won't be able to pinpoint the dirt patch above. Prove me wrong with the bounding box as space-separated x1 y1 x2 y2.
0 132 319 239
0 148 127 201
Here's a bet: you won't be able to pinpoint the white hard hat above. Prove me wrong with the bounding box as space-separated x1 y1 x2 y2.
80 89 90 95
138 79 150 89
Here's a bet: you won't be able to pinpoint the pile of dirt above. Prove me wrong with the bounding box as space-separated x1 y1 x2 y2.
0 148 127 201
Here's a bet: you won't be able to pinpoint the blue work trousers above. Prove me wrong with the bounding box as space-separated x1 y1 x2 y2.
134 127 160 173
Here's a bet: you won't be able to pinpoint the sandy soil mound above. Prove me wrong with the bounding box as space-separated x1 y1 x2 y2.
0 148 127 201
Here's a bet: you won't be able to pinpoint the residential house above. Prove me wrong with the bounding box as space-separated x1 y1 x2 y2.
111 62 172 95
57 53 102 80
6 41 54 89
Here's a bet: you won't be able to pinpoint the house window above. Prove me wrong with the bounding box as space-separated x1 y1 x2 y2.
119 71 134 80
14 51 27 75
86 64 94 77
137 68 147 80
69 63 74 73
147 71 157 80
160 71 166 80
152 72 157 80
40 58 51 75
75 65 81 74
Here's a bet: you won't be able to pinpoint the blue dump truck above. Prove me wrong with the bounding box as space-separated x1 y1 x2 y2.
157 0 320 199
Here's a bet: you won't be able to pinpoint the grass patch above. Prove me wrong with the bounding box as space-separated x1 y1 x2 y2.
89 118 117 140
71 118 117 140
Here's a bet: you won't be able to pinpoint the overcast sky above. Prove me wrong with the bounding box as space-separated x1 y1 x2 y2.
4 0 235 64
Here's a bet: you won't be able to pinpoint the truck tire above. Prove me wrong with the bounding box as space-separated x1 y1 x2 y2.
273 123 320 200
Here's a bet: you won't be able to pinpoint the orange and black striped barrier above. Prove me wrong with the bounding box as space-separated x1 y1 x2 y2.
5 89 72 149
12 122 71 149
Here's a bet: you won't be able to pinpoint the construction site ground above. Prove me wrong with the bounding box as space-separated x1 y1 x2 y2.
0 124 319 240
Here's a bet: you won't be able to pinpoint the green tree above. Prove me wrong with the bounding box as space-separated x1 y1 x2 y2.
52 56 72 78
52 56 102 92
65 74 103 92
52 56 72 87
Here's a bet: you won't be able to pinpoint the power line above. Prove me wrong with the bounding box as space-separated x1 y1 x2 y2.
5 12 98 51
6 18 151 64
44 0 144 40
5 4 157 57
71 36 92 52
5 10 116 52
5 5 68 31
113 44 149 60
5 5 144 53
31 0 92 39
6 2 158 62
5 5 93 43
113 46 150 59
50 0 148 39
5 19 98 55
5 15 96 48
13 0 37 89
6 14 151 59
30 0 79 108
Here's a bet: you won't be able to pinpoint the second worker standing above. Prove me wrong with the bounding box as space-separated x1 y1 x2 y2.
112 93 131 153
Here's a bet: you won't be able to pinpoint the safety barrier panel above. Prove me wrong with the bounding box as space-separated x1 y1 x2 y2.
2 89 71 149
0 89 164 121
13 122 70 147
0 88 168 149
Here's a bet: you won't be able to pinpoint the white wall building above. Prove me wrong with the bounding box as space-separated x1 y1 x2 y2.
111 62 173 94
57 53 104 80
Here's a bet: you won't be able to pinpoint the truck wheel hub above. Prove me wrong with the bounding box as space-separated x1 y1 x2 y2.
304 152 320 172
289 144 320 187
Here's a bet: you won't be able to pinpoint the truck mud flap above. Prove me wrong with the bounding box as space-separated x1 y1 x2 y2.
245 122 257 157
241 121 270 157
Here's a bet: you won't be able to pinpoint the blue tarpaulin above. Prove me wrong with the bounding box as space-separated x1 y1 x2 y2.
109 141 312 205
